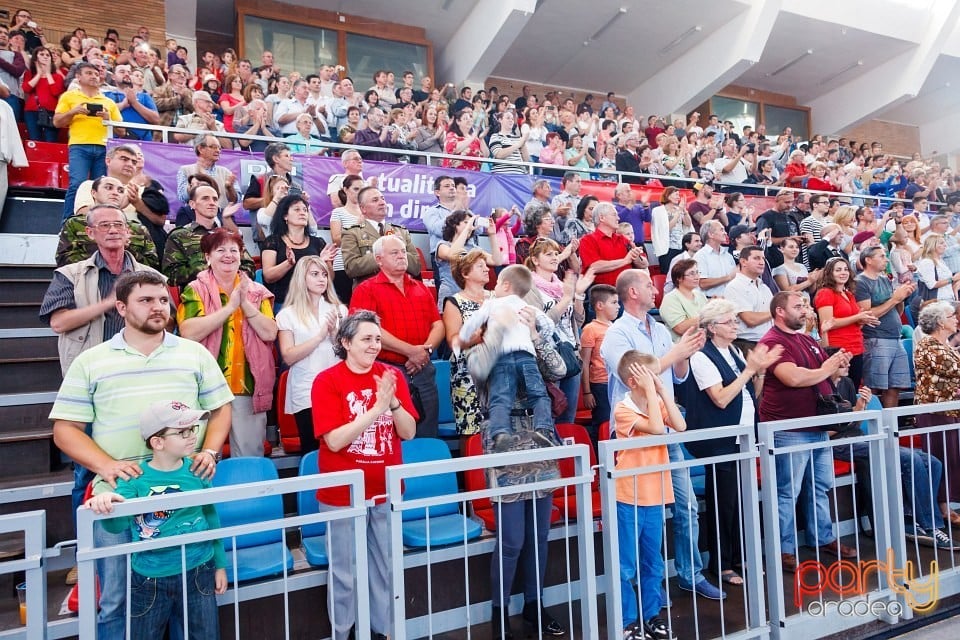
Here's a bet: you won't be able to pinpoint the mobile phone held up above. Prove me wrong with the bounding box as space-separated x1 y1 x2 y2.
86 103 104 116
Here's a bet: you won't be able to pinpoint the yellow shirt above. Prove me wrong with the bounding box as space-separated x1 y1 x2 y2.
54 89 122 146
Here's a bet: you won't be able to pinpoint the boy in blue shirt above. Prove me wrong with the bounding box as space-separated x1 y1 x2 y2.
85 400 227 640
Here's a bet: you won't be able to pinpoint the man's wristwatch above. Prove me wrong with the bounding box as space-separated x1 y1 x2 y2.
424 345 434 355
202 449 222 463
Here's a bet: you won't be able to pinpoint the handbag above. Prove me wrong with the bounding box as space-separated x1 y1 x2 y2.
552 333 582 381
546 382 569 419
37 106 54 129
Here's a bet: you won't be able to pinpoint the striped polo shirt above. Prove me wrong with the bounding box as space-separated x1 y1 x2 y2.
49 330 234 494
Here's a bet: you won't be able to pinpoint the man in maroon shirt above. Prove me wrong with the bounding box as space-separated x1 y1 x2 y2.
758 291 856 572
579 202 647 288
349 234 444 436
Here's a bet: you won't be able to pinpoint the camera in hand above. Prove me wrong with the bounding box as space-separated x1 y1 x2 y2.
745 143 756 153
85 103 104 115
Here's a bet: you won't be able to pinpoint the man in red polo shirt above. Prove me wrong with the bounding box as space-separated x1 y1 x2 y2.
350 234 444 437
579 202 648 288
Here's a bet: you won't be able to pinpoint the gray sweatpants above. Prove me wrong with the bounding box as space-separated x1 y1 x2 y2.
321 501 393 639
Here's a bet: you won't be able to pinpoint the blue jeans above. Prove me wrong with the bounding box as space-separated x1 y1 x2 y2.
487 351 554 437
24 110 60 142
129 560 220 640
667 443 703 587
834 442 943 530
774 430 836 554
71 463 96 536
3 95 23 122
63 144 107 220
556 372 581 425
588 382 610 447
93 520 131 639
490 496 553 608
617 502 664 624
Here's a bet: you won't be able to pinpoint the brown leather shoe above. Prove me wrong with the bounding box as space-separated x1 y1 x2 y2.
781 553 797 573
819 540 858 559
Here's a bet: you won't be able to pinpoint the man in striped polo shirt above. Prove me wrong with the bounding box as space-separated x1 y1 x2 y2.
50 270 233 639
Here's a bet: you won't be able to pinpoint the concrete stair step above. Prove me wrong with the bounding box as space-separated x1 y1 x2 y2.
0 359 62 394
0 302 44 329
0 279 51 303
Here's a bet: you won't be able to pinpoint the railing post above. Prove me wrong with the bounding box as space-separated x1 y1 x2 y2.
738 430 767 633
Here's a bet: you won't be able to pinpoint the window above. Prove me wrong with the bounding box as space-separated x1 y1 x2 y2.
764 105 809 141
711 96 758 134
346 33 428 86
243 16 337 75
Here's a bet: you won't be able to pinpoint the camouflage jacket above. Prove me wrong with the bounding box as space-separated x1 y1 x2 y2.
340 221 421 284
56 215 160 269
162 222 257 288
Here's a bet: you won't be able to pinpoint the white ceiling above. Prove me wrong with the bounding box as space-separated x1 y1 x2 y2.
190 0 960 149
736 12 916 103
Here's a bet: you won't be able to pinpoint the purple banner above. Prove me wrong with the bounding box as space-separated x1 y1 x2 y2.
121 140 561 230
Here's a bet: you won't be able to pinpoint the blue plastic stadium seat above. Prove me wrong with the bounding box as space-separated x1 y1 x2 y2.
212 457 294 582
400 438 482 548
434 360 458 437
902 337 915 387
297 451 328 567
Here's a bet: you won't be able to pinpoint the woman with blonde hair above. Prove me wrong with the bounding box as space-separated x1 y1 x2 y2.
916 234 960 302
277 256 347 452
832 205 858 252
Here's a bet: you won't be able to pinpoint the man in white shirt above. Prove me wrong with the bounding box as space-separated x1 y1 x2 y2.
723 246 773 354
274 79 325 137
712 138 751 184
694 220 737 297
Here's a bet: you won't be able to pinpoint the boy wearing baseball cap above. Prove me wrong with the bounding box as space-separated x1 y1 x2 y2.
85 400 227 639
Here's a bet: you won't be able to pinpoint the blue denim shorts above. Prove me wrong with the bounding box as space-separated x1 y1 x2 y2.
862 337 911 391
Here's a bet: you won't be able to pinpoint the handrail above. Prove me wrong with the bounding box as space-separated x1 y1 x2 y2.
101 120 922 209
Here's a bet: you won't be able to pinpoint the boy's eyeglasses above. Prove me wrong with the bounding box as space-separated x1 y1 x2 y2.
161 425 199 439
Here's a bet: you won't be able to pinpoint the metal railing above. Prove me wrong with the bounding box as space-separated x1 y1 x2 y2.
758 410 905 640
74 469 368 640
882 400 960 609
599 424 768 640
0 511 46 640
6 405 960 638
99 120 917 209
384 443 599 640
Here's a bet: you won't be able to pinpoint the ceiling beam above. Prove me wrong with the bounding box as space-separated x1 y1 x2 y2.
435 0 537 88
809 0 960 135
624 0 782 117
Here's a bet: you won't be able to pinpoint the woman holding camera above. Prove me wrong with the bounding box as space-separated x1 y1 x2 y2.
435 210 503 311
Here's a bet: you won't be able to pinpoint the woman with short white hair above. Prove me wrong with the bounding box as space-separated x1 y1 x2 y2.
914 300 960 527
685 299 782 587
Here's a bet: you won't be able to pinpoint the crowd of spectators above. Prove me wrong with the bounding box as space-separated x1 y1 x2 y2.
11 13 960 640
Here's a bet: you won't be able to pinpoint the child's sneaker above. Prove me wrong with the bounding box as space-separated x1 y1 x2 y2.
623 622 648 640
532 428 561 448
643 617 674 640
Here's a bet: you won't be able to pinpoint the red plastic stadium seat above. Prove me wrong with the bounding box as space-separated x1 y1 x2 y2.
833 459 852 476
553 423 601 519
574 392 592 426
7 161 61 189
276 371 301 454
463 434 561 530
651 274 667 307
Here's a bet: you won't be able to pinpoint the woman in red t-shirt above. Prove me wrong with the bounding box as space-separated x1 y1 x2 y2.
813 257 879 387
443 108 488 171
310 310 417 640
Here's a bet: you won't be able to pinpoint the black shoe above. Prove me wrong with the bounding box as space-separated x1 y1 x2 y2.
491 607 514 640
492 433 520 453
643 616 674 640
532 428 560 448
522 602 566 637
